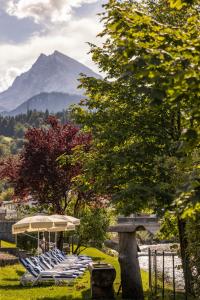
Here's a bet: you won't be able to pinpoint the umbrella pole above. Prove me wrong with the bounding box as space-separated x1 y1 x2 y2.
55 232 57 249
15 234 17 248
38 231 39 256
48 231 51 265
43 232 45 252
49 231 50 250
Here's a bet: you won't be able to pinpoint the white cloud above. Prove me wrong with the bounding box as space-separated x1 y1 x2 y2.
6 0 99 26
0 0 106 91
0 68 23 92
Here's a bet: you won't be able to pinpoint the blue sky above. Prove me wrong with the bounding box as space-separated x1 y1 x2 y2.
0 0 106 92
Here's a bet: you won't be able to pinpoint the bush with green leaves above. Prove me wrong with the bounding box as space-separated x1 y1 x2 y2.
0 187 14 202
157 211 179 242
74 207 110 254
17 233 38 254
185 209 200 297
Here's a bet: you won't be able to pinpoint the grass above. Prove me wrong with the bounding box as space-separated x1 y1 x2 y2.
0 247 189 300
0 240 16 248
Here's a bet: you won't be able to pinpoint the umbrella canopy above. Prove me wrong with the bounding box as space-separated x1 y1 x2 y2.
12 214 77 254
49 222 76 232
12 215 70 234
51 214 80 226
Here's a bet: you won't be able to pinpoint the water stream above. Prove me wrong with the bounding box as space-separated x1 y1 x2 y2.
138 244 185 290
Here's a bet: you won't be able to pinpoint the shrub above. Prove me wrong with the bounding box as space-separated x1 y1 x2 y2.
186 214 200 297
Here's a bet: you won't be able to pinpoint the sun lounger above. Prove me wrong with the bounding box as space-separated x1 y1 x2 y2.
19 251 91 286
19 257 77 286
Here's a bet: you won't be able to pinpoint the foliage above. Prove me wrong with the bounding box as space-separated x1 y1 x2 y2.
157 211 179 241
74 207 110 254
0 187 14 202
14 123 26 138
168 0 199 10
0 109 71 138
177 164 200 297
186 213 200 298
0 136 25 159
73 0 199 291
73 0 199 214
10 139 24 155
0 116 91 214
175 150 200 218
17 233 38 254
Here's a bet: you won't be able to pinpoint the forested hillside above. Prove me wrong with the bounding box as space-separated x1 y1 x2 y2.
0 110 71 138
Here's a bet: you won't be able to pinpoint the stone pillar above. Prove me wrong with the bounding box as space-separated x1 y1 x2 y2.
108 223 144 300
119 231 144 299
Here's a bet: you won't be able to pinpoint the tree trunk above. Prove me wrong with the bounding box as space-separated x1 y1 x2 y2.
57 231 64 250
73 243 81 255
118 232 144 300
44 232 49 251
178 217 193 294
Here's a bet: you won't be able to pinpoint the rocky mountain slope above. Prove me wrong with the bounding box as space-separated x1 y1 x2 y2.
0 51 100 113
6 92 82 116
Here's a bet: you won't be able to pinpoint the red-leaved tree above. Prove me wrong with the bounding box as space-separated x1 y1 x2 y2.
0 116 91 214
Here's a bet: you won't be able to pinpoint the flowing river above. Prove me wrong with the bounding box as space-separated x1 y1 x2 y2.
138 244 185 290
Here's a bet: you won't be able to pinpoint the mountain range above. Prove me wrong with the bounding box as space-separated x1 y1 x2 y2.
0 50 100 116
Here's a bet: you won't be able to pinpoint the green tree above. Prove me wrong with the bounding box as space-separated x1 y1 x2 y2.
185 212 200 297
73 207 110 255
14 123 26 138
0 187 14 202
75 0 199 210
73 0 199 292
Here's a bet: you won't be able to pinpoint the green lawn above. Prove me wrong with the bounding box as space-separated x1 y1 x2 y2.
0 240 16 248
0 247 188 300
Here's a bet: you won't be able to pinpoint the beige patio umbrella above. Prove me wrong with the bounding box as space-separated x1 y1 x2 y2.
50 214 80 226
12 215 73 234
48 222 76 248
49 223 76 232
12 215 72 254
49 215 78 248
12 215 54 235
